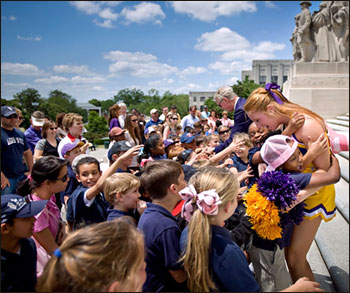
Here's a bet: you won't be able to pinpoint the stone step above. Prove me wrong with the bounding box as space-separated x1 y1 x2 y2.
336 154 349 182
335 178 349 223
314 210 349 293
339 151 349 160
326 119 349 128
326 123 349 132
336 116 349 121
308 241 336 292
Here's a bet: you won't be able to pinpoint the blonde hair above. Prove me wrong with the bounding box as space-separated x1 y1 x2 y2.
36 219 145 292
233 132 253 148
206 134 219 143
180 167 239 292
104 173 140 205
191 159 214 169
244 87 326 129
62 113 83 132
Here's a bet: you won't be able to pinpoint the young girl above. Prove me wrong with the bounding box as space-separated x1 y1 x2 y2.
36 219 146 292
244 84 336 282
108 104 121 130
179 167 324 293
138 134 166 164
104 173 146 224
16 156 69 276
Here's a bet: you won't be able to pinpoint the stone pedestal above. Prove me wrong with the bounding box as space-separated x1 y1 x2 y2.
282 62 349 120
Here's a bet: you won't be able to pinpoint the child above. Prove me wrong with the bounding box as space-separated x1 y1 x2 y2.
66 145 142 230
36 219 146 292
16 156 70 276
206 133 220 148
104 173 146 224
138 160 188 292
180 132 197 151
179 167 324 293
248 134 340 292
107 140 133 172
138 134 166 164
1 194 47 292
60 141 84 221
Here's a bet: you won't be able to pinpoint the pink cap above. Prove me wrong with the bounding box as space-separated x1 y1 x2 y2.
260 135 298 172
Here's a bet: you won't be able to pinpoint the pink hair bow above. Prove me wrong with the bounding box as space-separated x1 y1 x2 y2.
27 174 33 181
140 157 154 168
179 184 222 222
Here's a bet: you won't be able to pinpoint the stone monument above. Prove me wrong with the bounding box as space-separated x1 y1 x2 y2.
283 1 349 120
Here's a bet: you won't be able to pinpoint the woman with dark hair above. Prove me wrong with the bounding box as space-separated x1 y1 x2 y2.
55 113 67 139
124 114 142 169
34 120 60 161
16 156 69 276
108 104 121 130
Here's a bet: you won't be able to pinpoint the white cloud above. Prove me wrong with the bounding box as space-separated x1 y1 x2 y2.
208 60 250 75
105 50 177 77
17 35 42 41
35 76 69 84
53 64 92 75
1 62 45 76
195 27 250 52
181 66 208 75
120 2 165 24
69 1 100 14
2 81 30 88
98 8 118 20
265 1 277 8
148 78 174 87
99 1 123 6
2 15 17 21
93 18 114 28
71 76 106 84
173 83 202 94
170 1 256 22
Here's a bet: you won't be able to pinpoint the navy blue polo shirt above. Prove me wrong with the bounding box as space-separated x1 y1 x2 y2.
180 225 260 292
60 164 79 204
66 184 109 229
138 203 186 292
1 238 37 292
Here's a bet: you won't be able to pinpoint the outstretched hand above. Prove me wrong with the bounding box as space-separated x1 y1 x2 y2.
119 145 144 161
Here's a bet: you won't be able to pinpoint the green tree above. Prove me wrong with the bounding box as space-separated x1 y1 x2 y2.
113 88 145 106
13 88 43 115
85 111 108 138
232 76 260 99
204 98 224 118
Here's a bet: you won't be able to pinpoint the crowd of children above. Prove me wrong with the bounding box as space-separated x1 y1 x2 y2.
2 84 342 292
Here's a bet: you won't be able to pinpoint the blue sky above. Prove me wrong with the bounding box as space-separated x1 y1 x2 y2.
1 1 322 103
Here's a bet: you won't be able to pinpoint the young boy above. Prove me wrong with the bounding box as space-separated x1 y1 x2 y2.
138 160 188 292
1 194 47 292
180 132 196 151
104 173 146 224
107 140 133 172
66 144 142 230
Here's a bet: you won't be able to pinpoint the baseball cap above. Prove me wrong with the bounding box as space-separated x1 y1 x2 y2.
61 141 85 157
31 116 45 127
164 139 175 149
260 134 298 172
1 106 17 117
144 126 157 135
108 140 132 161
181 132 195 144
109 127 125 137
1 194 48 224
150 109 158 115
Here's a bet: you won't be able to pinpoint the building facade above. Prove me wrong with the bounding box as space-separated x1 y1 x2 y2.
189 91 216 111
241 59 293 86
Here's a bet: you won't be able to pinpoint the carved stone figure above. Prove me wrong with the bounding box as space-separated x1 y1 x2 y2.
296 1 315 62
311 2 339 62
332 1 349 61
290 14 302 61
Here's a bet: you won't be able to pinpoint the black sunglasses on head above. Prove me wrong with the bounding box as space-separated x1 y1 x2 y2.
219 129 230 135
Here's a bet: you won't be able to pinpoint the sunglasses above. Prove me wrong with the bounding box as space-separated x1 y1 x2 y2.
50 127 58 130
57 174 68 182
131 119 138 122
18 116 23 120
219 129 230 135
7 114 19 119
172 117 178 120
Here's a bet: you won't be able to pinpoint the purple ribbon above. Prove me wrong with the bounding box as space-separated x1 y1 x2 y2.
265 83 284 105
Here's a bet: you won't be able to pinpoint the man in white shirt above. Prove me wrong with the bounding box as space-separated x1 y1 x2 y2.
181 105 199 131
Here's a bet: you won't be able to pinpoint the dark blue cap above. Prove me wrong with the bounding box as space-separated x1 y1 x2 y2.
181 132 195 144
1 194 47 224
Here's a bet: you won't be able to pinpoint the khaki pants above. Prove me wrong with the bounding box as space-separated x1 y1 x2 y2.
248 245 292 292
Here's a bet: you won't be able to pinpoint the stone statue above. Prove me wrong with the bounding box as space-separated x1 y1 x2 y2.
290 14 302 61
332 1 349 61
296 1 315 62
311 1 338 62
